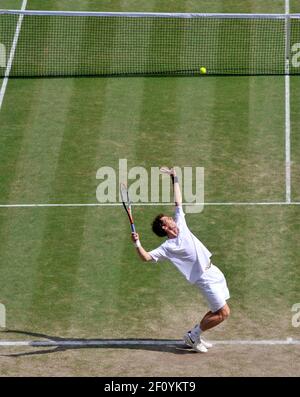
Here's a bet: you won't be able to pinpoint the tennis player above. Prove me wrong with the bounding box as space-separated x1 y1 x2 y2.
131 167 230 353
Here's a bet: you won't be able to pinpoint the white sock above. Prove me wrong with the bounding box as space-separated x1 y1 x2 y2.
189 324 202 339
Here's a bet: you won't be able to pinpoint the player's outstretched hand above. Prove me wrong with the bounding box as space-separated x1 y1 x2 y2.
159 166 176 177
131 232 140 242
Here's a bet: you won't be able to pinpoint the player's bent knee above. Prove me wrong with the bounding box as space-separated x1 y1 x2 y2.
218 305 230 321
222 305 230 319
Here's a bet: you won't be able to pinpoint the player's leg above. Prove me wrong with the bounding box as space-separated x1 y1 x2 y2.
201 310 213 322
184 304 229 349
200 303 230 331
183 329 208 353
194 264 230 333
184 321 213 350
183 265 230 352
183 310 216 352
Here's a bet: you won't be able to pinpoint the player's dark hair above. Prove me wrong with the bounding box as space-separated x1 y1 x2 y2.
152 214 167 237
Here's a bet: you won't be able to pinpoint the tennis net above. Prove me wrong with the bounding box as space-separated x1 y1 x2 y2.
1 10 300 77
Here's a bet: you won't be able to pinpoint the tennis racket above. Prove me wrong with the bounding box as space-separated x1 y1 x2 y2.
120 183 136 233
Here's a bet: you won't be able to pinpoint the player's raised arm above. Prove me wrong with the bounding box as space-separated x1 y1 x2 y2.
131 232 152 262
159 166 182 206
170 168 182 206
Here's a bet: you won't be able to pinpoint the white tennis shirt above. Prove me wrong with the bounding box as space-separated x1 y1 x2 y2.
149 206 212 283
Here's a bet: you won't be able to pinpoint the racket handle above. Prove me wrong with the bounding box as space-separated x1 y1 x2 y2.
130 223 136 233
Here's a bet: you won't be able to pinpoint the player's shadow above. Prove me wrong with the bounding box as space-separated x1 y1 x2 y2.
0 329 195 357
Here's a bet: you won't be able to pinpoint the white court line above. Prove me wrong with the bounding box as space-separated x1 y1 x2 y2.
285 0 291 203
0 338 299 347
0 0 27 111
0 202 300 208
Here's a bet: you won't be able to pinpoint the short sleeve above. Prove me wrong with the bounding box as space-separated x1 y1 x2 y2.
174 205 187 229
174 205 185 221
149 244 168 262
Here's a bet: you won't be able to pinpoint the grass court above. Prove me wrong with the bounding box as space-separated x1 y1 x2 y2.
0 0 299 376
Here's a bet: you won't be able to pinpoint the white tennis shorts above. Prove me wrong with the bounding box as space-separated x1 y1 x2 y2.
194 264 230 313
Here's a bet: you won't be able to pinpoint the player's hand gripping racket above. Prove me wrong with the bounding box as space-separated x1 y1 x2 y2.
120 183 136 233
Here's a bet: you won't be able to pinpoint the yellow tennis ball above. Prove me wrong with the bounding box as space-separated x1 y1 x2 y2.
200 67 207 74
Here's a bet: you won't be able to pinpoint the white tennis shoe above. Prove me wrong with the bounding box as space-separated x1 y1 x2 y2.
200 337 213 349
183 332 208 353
